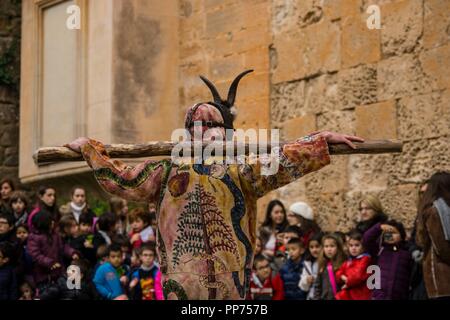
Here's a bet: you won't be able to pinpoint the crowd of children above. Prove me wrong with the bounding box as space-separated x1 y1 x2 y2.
249 171 450 301
1 171 449 300
0 179 160 300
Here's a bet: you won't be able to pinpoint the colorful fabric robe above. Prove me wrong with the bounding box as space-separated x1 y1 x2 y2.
80 134 330 300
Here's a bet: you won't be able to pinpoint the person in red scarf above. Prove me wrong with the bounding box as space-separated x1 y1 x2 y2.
248 255 284 300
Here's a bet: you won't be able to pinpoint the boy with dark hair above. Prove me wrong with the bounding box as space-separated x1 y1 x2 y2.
279 238 306 300
0 212 15 245
248 254 284 300
93 243 128 300
129 243 163 300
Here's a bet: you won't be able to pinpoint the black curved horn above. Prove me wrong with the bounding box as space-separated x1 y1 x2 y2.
199 75 222 104
226 69 253 107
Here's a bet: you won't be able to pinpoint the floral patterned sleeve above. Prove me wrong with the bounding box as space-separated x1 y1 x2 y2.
241 134 331 198
80 139 172 203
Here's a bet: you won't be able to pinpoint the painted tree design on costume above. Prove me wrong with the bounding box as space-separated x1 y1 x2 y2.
172 184 239 299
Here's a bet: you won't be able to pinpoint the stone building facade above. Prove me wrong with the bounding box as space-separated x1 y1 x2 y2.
11 0 450 231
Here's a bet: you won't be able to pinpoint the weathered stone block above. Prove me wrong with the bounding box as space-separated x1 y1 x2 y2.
379 183 419 231
272 19 340 83
304 156 349 194
341 14 381 68
377 54 434 100
271 81 305 125
271 31 307 84
355 100 397 140
282 114 316 141
423 0 450 49
317 109 355 134
307 191 347 232
398 90 450 141
380 0 423 56
420 44 450 91
388 136 450 185
233 95 270 129
348 153 392 191
340 0 362 17
302 19 341 78
209 54 245 81
303 73 340 114
243 46 269 73
272 0 324 36
338 64 378 108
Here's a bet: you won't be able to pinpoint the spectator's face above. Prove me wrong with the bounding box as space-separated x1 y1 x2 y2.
0 218 12 235
270 205 285 226
131 218 145 232
348 239 363 257
0 183 12 200
66 222 79 237
11 199 25 214
287 212 301 226
40 189 56 207
255 260 271 281
140 249 155 267
79 223 92 235
72 189 86 206
308 240 321 259
16 227 29 242
359 201 376 222
287 243 304 261
323 239 337 259
109 250 123 268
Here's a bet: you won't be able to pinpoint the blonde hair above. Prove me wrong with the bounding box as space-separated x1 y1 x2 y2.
359 194 384 215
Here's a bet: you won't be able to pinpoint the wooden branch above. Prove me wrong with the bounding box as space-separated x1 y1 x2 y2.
33 140 403 166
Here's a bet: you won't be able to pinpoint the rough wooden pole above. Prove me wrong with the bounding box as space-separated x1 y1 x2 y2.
33 140 403 165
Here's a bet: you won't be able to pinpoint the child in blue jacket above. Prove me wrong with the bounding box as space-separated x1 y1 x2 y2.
93 243 129 300
279 238 307 300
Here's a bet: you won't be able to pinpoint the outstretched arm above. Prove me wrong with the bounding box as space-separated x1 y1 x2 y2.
244 131 364 197
65 138 172 203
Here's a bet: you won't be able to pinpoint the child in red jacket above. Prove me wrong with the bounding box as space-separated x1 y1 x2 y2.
336 230 372 300
248 254 284 300
128 208 155 249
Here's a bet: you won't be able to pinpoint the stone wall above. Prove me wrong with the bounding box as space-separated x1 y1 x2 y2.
0 0 20 184
267 0 450 233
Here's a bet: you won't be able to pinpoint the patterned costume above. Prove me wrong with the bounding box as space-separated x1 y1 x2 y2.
78 71 331 299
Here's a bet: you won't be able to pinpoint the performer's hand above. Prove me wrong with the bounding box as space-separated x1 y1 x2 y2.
310 131 364 149
64 137 90 153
